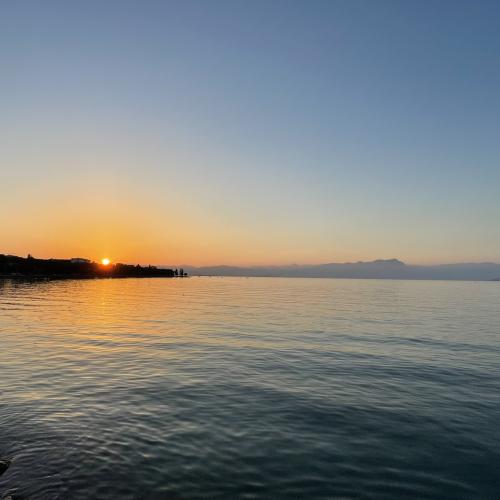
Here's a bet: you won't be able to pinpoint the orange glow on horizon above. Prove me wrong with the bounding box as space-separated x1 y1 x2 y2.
101 258 111 266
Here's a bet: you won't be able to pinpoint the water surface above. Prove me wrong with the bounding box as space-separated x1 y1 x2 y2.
0 277 499 499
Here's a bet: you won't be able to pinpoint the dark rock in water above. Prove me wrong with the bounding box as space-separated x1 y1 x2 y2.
2 490 26 500
0 459 11 476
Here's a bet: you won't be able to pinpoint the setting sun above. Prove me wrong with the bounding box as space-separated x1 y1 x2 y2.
101 258 110 266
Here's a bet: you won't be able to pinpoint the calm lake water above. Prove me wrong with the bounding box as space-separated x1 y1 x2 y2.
0 277 499 499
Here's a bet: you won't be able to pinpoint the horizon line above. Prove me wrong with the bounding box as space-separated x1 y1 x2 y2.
3 252 500 268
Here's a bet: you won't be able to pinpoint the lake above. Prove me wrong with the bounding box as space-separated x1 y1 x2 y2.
0 277 499 499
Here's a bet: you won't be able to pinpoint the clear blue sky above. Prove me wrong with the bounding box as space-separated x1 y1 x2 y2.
1 0 499 265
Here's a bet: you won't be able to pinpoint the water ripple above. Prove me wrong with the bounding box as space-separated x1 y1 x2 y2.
0 277 499 499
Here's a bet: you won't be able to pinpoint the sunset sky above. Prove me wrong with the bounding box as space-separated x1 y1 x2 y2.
2 0 499 266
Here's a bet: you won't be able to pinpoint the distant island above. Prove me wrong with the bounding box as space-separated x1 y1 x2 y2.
182 258 500 281
0 254 187 279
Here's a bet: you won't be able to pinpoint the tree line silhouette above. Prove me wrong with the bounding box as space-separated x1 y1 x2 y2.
0 254 187 279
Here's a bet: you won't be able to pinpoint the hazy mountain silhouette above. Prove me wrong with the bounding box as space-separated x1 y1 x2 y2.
179 259 500 281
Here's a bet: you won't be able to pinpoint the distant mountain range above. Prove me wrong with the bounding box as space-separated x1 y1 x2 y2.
178 259 500 281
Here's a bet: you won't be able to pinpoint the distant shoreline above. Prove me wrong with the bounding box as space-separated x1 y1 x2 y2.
183 259 500 281
0 274 186 281
0 254 187 280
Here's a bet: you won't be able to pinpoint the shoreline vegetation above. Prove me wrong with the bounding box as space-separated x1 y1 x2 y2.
0 254 186 280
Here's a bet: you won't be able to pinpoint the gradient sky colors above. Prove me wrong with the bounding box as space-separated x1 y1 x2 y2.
2 0 499 265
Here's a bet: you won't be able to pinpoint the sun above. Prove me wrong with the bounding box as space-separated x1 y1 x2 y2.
101 258 111 266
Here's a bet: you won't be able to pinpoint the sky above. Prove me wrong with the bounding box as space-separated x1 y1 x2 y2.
1 0 499 266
